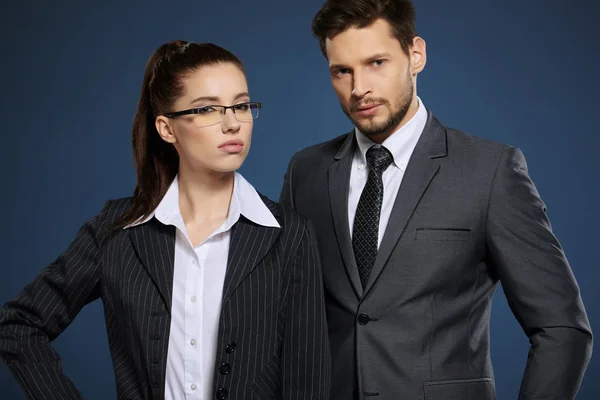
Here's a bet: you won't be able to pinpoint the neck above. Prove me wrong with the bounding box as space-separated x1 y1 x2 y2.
177 165 235 225
368 93 419 144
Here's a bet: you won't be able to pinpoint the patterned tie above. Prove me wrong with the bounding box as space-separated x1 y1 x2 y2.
352 146 394 288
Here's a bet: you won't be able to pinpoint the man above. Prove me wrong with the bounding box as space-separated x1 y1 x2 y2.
279 0 592 399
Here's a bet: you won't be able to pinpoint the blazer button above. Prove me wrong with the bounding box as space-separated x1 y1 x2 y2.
219 363 231 375
225 342 236 353
216 387 228 399
357 313 371 325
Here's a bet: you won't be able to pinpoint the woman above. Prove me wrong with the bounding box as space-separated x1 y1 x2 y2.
0 40 330 400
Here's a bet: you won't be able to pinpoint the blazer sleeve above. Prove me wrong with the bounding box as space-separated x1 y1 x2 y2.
0 203 109 399
281 219 331 400
485 147 593 399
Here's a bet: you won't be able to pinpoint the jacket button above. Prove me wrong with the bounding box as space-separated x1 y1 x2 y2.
219 363 231 375
216 388 228 399
357 313 371 325
225 342 236 353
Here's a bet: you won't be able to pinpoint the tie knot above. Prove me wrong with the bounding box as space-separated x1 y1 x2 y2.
366 146 393 174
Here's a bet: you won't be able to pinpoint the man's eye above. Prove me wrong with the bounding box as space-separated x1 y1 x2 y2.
372 60 384 67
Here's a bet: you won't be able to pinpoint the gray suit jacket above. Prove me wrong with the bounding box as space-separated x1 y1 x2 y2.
280 111 592 400
0 196 330 399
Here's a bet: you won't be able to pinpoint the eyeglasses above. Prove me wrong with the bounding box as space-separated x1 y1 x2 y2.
162 102 261 127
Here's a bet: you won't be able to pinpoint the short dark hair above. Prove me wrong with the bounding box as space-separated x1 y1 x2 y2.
113 40 244 230
311 0 417 57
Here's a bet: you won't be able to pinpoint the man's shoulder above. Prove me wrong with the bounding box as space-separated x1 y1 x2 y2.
289 131 352 167
424 111 518 174
444 125 511 154
453 130 509 148
296 131 350 157
440 122 514 163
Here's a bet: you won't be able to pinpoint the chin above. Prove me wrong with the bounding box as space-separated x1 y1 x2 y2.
354 110 384 123
356 120 386 134
186 156 246 175
214 157 247 173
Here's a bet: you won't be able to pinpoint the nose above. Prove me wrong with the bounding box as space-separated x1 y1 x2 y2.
352 71 372 98
221 108 241 133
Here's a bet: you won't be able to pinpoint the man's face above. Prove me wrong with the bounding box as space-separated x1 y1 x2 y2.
325 18 425 141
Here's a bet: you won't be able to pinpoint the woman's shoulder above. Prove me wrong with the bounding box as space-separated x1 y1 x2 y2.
257 193 312 233
96 197 132 219
89 197 133 234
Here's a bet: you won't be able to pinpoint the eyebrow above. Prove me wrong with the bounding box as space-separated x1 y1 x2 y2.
329 53 392 72
190 92 250 105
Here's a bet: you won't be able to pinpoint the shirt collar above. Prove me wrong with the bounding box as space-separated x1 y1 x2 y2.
232 172 280 228
123 172 280 230
355 96 428 171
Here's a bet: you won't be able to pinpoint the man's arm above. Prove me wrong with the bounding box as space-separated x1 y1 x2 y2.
486 147 593 399
281 219 331 400
0 206 107 399
279 152 299 209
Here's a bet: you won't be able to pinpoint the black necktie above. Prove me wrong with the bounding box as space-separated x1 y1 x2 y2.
352 146 394 288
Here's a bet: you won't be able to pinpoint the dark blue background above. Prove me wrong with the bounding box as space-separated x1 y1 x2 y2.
1 0 598 398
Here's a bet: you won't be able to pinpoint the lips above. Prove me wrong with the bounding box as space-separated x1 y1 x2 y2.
219 139 244 153
356 104 379 111
353 103 381 117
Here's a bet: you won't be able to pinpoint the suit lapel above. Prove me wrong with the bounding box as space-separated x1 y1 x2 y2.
328 132 364 298
363 113 448 295
221 202 281 303
128 219 176 314
127 197 281 311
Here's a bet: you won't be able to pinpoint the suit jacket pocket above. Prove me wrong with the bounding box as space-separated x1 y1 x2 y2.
250 354 281 400
424 377 495 400
415 228 471 241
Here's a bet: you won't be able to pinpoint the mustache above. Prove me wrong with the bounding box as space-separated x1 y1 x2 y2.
349 98 389 112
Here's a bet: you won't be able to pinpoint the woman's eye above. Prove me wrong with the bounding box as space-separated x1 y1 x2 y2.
197 106 217 114
234 104 250 111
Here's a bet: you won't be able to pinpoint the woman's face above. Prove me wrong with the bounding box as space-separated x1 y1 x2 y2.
156 62 253 175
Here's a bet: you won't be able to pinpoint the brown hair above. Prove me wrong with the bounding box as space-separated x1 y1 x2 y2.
311 0 417 57
113 40 245 230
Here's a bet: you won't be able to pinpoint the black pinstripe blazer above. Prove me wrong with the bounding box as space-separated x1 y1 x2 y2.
0 196 331 399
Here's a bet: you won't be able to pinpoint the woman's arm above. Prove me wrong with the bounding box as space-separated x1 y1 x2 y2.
0 203 111 399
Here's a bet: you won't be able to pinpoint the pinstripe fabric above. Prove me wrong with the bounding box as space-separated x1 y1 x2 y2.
0 196 331 399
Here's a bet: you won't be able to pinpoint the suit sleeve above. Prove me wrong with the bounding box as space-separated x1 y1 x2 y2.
281 219 331 400
486 147 593 399
0 205 107 399
279 152 299 209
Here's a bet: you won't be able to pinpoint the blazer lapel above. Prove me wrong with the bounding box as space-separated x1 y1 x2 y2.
128 219 176 314
221 211 281 303
363 112 448 295
328 132 364 298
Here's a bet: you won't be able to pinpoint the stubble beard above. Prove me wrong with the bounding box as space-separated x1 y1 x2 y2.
343 74 414 139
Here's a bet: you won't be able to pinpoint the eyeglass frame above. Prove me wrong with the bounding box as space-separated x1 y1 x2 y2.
161 101 262 120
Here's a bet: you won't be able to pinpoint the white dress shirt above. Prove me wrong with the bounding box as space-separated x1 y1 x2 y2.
125 172 279 400
348 97 428 248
